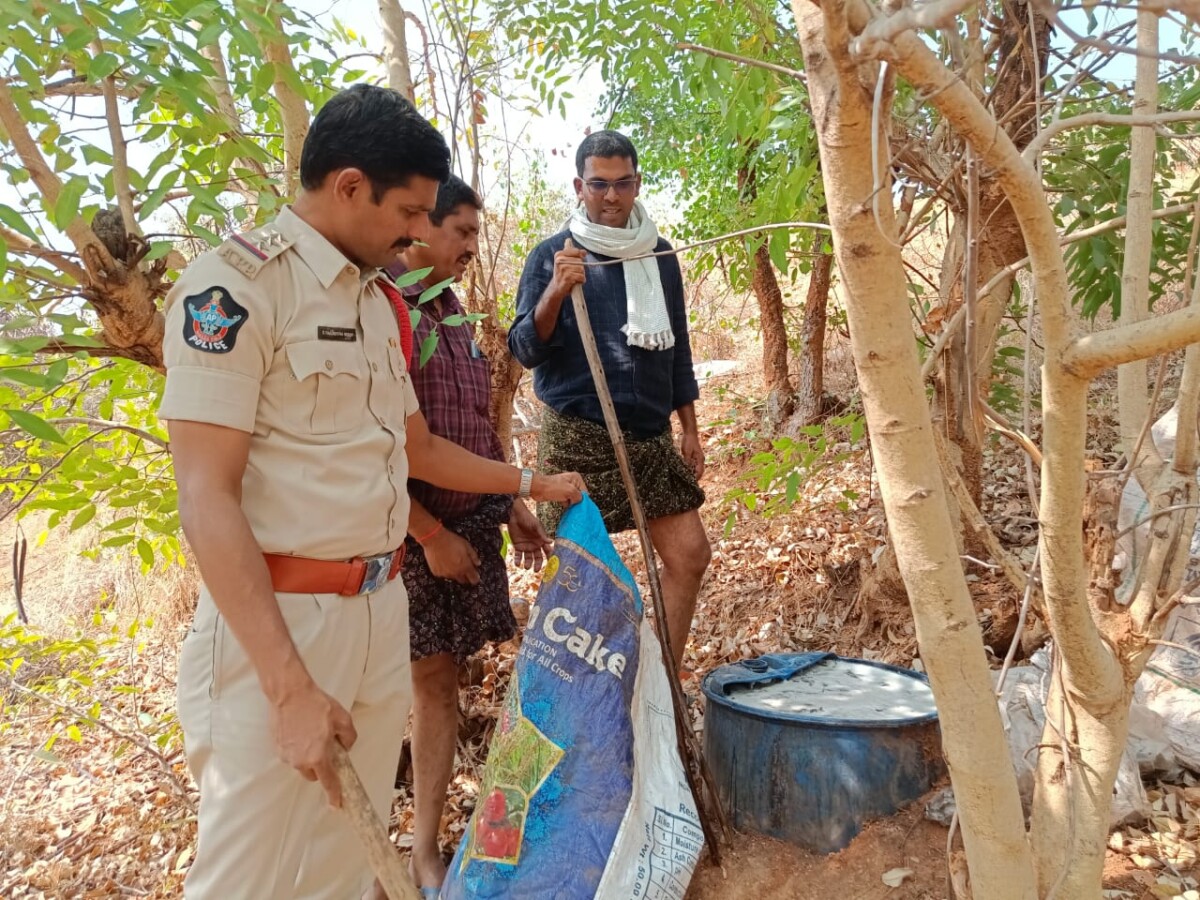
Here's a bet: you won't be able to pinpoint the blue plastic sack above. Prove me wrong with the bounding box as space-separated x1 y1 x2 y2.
442 496 703 899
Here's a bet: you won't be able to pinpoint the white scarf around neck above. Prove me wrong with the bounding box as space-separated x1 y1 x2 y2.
568 200 674 351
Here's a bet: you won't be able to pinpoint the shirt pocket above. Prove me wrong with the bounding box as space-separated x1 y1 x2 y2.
463 354 492 417
285 340 368 434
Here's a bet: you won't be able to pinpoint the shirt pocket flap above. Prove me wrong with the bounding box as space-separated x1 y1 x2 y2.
286 340 365 381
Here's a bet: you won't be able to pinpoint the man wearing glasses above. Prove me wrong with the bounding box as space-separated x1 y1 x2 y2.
508 130 710 674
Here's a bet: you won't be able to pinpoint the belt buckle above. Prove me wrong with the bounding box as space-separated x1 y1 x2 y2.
358 551 395 595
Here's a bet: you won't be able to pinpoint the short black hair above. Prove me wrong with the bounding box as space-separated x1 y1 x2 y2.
575 130 638 177
430 175 482 226
300 84 451 200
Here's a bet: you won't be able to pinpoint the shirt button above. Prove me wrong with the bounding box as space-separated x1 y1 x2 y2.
324 360 333 371
388 464 395 474
372 362 379 372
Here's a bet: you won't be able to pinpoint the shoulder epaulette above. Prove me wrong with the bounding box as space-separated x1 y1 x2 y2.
216 224 294 280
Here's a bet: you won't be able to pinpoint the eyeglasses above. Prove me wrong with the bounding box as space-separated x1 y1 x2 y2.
583 177 638 197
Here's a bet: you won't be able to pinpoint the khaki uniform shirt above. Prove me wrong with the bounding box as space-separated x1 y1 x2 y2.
159 206 419 561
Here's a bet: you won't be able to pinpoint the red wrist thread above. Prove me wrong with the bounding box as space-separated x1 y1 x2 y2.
413 520 444 545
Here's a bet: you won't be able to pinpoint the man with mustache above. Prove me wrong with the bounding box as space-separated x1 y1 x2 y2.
509 130 710 675
383 176 550 895
162 87 583 898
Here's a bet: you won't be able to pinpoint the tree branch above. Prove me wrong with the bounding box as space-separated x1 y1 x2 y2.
920 202 1194 380
677 42 806 81
380 0 417 101
51 417 169 449
94 40 141 239
878 7 1123 698
934 429 1035 600
852 0 980 55
0 80 114 268
1066 304 1200 376
254 13 309 193
1025 110 1200 161
2 74 141 99
0 225 88 284
200 43 275 200
1115 12 1158 463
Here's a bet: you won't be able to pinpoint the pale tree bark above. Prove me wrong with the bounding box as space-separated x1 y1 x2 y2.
253 12 310 194
379 0 417 103
1116 12 1159 462
94 39 140 240
856 4 1200 892
793 5 1038 897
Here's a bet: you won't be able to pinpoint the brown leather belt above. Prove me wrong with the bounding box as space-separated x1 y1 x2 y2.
264 547 405 597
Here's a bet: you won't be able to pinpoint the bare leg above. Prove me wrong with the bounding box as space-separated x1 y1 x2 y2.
647 510 711 672
409 652 459 889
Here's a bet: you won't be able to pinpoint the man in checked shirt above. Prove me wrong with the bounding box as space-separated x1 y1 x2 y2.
384 175 551 895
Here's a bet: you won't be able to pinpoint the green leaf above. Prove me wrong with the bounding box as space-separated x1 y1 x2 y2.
136 538 154 566
0 204 39 242
88 52 121 80
418 332 439 367
70 505 97 531
66 724 83 742
418 278 454 305
391 266 433 289
53 177 88 230
0 369 49 388
4 410 68 445
252 61 277 97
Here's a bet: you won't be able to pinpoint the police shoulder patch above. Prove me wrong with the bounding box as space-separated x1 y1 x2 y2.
183 286 249 354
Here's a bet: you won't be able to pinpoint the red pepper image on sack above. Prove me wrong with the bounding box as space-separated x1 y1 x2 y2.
475 788 523 861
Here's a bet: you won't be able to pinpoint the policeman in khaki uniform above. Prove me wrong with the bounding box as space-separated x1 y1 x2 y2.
161 85 583 899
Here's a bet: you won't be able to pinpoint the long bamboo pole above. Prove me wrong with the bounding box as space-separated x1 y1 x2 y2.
332 743 422 900
568 284 729 860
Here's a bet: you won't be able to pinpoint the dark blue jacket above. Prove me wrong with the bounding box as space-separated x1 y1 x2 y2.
508 230 699 438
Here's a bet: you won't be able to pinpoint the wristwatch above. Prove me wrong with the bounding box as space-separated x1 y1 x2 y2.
517 467 534 499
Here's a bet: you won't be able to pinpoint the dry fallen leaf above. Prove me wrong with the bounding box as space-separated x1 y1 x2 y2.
882 867 914 888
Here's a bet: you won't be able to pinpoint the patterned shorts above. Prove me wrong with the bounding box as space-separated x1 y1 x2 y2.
402 496 517 664
536 407 706 536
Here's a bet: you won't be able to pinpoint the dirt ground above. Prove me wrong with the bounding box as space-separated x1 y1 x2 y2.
686 795 1200 900
688 801 951 900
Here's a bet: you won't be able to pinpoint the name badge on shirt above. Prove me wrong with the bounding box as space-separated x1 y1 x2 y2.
317 326 357 342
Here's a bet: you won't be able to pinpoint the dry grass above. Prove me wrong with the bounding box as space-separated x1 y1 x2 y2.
0 511 199 633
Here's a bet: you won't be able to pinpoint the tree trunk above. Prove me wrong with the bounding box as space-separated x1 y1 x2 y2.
481 322 522 461
1116 11 1159 462
379 0 417 103
752 242 796 427
934 0 1050 502
738 162 795 430
793 5 1038 896
793 234 832 426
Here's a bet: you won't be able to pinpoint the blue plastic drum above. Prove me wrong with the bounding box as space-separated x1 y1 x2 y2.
701 653 944 853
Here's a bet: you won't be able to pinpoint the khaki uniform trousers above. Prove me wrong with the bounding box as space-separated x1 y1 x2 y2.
177 577 411 898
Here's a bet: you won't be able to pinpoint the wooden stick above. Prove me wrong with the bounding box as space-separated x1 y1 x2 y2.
568 284 730 859
331 743 422 900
